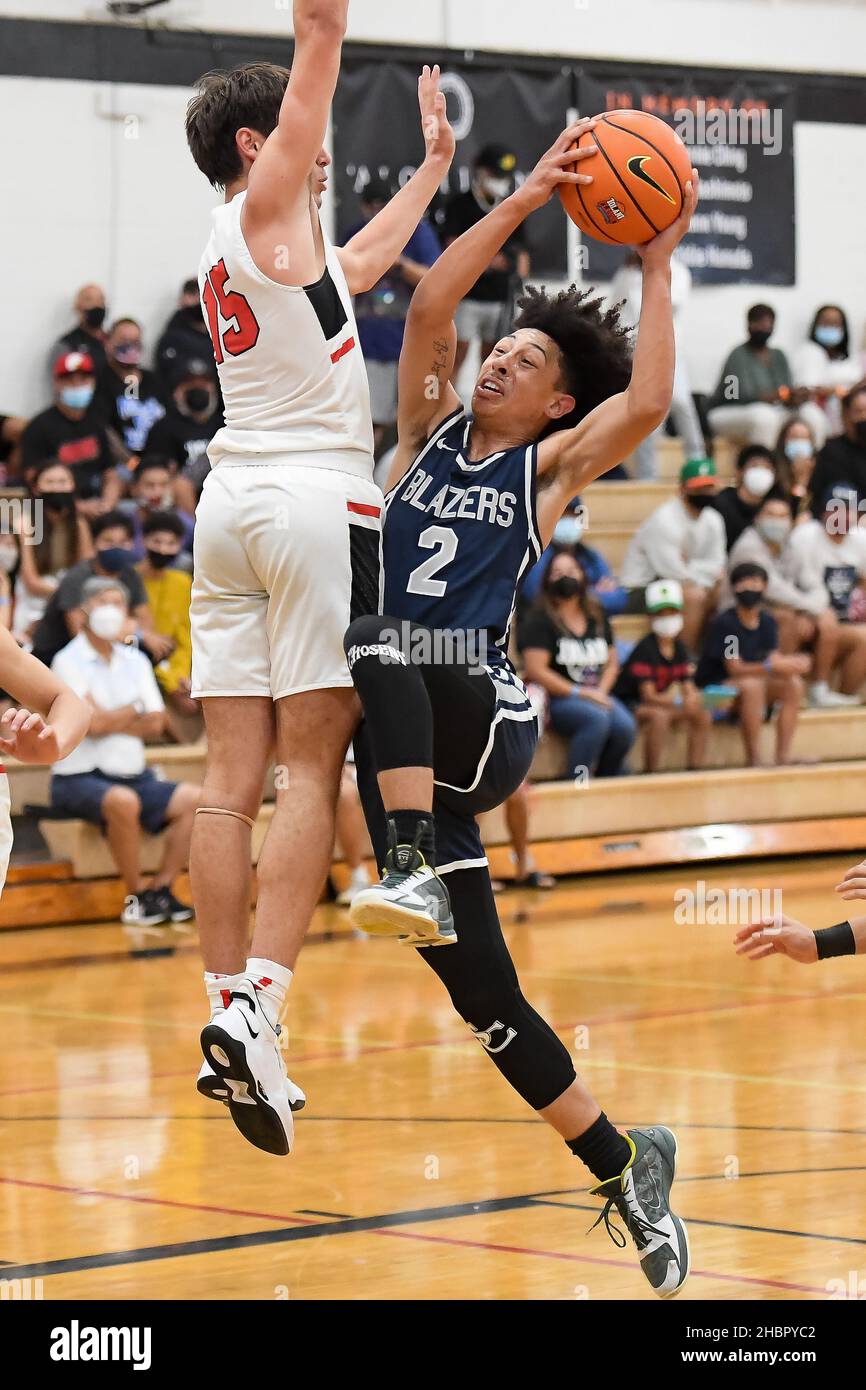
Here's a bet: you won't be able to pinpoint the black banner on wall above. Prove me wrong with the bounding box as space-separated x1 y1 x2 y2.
577 74 796 286
333 59 572 276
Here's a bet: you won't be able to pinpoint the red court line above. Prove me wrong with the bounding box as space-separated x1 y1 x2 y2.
0 1174 317 1228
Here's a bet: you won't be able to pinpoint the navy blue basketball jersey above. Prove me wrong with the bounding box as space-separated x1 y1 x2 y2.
382 408 541 668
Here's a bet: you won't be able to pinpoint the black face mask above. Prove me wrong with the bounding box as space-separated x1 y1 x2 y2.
853 421 866 447
145 548 176 570
83 305 106 330
181 304 204 324
734 588 763 609
689 492 715 510
40 491 76 512
550 576 584 600
748 329 772 349
183 386 212 414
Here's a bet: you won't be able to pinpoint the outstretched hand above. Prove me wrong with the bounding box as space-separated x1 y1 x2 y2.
418 64 456 167
733 914 818 965
636 171 699 269
835 857 866 900
516 118 599 214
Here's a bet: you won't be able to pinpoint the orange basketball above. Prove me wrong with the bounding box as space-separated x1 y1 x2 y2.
559 109 693 245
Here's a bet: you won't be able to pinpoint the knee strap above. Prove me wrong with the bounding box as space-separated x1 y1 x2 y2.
195 806 256 830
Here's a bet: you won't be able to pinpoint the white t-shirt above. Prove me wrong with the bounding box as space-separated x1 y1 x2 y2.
620 496 727 590
199 192 374 478
792 341 862 436
787 517 866 615
51 633 165 777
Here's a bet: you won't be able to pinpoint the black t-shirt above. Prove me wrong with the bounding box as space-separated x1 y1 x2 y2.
50 326 108 375
614 632 693 705
440 191 527 303
712 486 761 550
809 436 866 516
143 404 222 473
94 367 166 454
695 607 779 687
32 557 148 667
20 405 114 498
519 607 612 688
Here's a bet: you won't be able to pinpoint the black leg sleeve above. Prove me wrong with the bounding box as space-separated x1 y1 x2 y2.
344 615 434 771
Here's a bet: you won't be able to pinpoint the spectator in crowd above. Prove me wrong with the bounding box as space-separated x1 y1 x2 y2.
334 758 372 906
441 144 530 383
47 283 108 378
725 489 862 707
776 417 817 516
344 177 441 458
0 530 15 631
94 318 166 460
608 250 705 478
620 457 726 651
0 413 26 484
21 352 122 515
789 484 866 631
489 785 556 893
696 562 807 766
520 551 636 779
155 278 213 393
31 510 158 668
712 444 779 550
520 499 627 616
49 577 199 928
137 511 199 739
793 305 862 440
808 382 866 518
614 579 711 773
124 455 195 562
708 304 827 449
13 461 94 647
143 356 222 512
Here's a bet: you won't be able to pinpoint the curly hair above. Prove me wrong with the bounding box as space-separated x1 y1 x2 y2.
512 284 633 433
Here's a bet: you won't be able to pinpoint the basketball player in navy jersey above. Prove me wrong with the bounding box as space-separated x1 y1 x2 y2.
344 121 699 1297
184 0 456 1156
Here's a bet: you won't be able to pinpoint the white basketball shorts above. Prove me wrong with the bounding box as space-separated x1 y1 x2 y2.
0 773 12 897
191 461 383 700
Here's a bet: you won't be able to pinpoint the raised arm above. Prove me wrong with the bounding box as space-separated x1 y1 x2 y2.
337 66 455 295
244 0 348 224
391 120 598 477
534 175 699 544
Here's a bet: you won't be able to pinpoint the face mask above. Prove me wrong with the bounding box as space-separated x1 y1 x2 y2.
549 576 584 600
743 465 775 498
734 588 763 609
145 548 176 570
483 176 511 201
113 342 142 366
553 517 584 546
39 490 75 512
688 491 715 510
748 329 772 349
757 517 791 546
853 421 866 447
183 386 213 414
83 305 106 330
96 545 131 574
784 438 813 462
88 604 124 641
60 384 94 411
652 615 683 639
181 303 203 323
814 325 844 349
0 545 18 573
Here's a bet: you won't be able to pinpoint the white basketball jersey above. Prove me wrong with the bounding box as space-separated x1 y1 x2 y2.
198 191 374 479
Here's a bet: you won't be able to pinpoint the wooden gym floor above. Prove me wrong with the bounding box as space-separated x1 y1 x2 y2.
1 853 864 1302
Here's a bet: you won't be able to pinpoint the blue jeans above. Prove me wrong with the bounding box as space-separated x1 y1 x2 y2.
548 692 637 778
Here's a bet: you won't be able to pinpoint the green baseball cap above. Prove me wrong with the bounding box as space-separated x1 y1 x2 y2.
646 578 684 612
680 457 717 490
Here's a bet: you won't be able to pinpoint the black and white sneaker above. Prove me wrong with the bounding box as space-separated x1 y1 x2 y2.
200 986 296 1155
196 1058 306 1112
121 889 169 928
152 888 195 923
589 1126 690 1298
349 823 456 947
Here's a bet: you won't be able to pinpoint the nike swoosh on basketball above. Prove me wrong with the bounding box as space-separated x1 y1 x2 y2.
626 155 675 205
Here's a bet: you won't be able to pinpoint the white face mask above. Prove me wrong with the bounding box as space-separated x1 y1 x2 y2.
757 517 791 546
483 175 511 201
743 465 775 499
0 544 18 573
88 604 124 641
652 615 684 639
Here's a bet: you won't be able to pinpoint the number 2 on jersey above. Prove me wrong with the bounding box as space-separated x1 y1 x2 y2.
406 525 458 598
202 258 260 364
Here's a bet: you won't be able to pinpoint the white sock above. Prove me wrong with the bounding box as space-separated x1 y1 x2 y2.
203 970 244 1020
244 957 293 1031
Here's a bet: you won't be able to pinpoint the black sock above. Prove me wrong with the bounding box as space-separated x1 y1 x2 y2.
566 1111 632 1183
389 811 436 867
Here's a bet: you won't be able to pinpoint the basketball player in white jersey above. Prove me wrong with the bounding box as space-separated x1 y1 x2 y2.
184 0 456 1155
